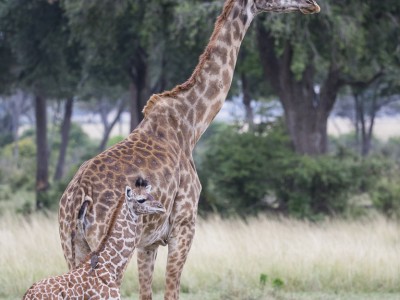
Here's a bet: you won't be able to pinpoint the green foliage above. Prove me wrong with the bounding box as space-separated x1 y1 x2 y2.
0 123 97 211
373 176 400 219
273 155 386 218
380 137 400 163
1 137 36 194
0 0 80 97
0 132 12 148
2 136 36 159
62 0 191 105
259 273 268 289
51 122 98 162
258 273 285 290
197 123 393 219
0 31 15 93
16 201 33 215
0 185 11 202
198 121 292 216
272 278 285 289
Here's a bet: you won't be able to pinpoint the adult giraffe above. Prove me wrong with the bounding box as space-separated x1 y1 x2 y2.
58 0 320 299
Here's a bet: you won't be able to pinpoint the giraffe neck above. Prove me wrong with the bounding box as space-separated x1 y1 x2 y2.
143 0 255 149
93 201 140 286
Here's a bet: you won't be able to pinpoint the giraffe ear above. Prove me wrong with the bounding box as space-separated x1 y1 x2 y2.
145 185 152 193
125 186 133 199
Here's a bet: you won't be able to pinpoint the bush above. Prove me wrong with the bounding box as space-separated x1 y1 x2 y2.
373 177 400 218
0 124 98 212
0 185 12 201
379 137 400 163
197 122 391 219
197 122 292 216
0 137 36 192
272 156 386 218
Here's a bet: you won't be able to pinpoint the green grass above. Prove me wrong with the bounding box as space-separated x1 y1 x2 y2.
0 213 399 299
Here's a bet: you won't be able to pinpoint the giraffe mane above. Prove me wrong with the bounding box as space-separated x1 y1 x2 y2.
142 0 237 117
80 193 126 266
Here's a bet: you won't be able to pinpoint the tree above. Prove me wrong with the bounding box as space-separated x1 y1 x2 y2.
54 97 74 180
256 0 400 155
0 26 15 94
34 93 49 209
234 28 275 132
344 73 400 156
330 0 400 156
62 0 180 130
346 0 400 156
0 91 31 161
0 0 80 207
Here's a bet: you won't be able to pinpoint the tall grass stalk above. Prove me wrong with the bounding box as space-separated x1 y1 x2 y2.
1 213 399 299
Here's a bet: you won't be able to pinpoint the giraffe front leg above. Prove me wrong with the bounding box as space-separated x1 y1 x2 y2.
164 219 195 300
137 247 159 300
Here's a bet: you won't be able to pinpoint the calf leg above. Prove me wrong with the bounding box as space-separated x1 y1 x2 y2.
137 247 159 300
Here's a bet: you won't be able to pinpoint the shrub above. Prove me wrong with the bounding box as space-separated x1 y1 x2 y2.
0 185 12 201
373 177 400 218
0 137 36 192
198 122 292 216
272 156 385 218
379 137 400 163
197 123 391 219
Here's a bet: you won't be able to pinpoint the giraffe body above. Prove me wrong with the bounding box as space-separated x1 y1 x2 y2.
58 1 320 299
25 185 164 300
23 268 121 300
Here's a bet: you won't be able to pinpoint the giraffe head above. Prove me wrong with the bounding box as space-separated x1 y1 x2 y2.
253 0 320 14
125 183 165 216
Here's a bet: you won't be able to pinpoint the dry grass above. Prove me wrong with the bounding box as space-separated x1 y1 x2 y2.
0 213 399 299
0 213 66 299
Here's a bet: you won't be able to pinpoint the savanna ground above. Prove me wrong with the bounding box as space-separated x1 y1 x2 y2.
0 210 399 300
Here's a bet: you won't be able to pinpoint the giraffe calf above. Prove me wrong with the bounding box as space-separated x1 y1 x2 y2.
23 182 165 300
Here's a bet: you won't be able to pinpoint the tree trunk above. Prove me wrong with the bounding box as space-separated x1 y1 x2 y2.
98 98 126 152
280 75 330 155
257 24 342 155
241 72 254 130
283 102 330 155
354 93 361 149
358 96 376 157
34 93 49 210
10 93 22 161
129 82 140 131
129 48 148 131
54 97 73 181
364 97 377 156
351 74 383 157
129 78 148 131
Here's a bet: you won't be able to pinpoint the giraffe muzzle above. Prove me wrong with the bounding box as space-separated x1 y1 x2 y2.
149 201 166 213
299 0 320 14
